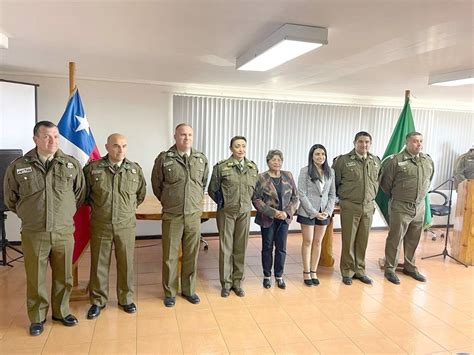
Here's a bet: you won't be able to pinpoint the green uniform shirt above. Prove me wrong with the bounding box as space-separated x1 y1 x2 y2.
84 155 146 228
208 157 259 213
333 149 381 204
151 145 209 214
454 149 474 187
3 148 85 232
379 148 434 204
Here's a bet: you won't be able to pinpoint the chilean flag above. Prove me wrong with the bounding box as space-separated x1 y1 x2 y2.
58 88 101 264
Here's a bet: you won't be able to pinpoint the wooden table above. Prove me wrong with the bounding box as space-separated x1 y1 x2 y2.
136 195 337 267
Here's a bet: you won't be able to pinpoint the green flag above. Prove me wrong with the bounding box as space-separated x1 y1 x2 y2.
375 94 432 227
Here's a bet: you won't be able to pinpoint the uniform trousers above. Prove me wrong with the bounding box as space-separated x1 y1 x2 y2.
217 209 251 290
339 200 374 278
21 229 74 323
384 199 425 274
89 224 135 306
161 212 201 298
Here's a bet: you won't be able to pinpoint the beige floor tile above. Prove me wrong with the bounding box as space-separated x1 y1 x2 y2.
93 318 137 341
418 325 473 350
180 328 228 354
214 308 258 329
295 318 346 342
42 341 91 354
137 334 183 354
220 324 270 352
258 321 308 346
332 314 383 337
388 331 445 354
312 337 363 354
90 338 137 354
137 315 179 337
230 346 275 355
136 298 176 319
247 305 292 324
177 308 219 332
273 341 320 354
349 334 406 354
45 321 96 346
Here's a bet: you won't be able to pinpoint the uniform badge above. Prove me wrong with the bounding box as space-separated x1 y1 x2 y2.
398 161 408 166
91 169 102 175
16 167 32 175
227 162 234 167
66 162 74 169
131 168 137 174
199 158 203 163
346 162 356 167
167 152 174 157
163 161 174 167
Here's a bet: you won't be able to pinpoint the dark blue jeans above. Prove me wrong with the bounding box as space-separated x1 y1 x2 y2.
261 220 289 277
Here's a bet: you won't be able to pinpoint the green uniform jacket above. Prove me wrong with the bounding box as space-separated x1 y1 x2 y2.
3 148 85 232
208 157 259 213
379 148 434 204
333 149 381 204
454 149 474 187
151 145 209 214
84 156 147 228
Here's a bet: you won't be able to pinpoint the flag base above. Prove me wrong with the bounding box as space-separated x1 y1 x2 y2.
70 282 89 301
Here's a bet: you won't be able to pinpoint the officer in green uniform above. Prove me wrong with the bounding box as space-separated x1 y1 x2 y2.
208 136 258 297
3 121 85 336
333 131 380 286
151 123 209 307
454 145 474 189
84 133 146 319
380 132 434 284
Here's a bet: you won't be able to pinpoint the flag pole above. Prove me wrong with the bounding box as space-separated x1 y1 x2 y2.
405 89 410 103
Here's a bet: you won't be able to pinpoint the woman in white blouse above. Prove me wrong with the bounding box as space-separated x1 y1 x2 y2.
297 144 336 286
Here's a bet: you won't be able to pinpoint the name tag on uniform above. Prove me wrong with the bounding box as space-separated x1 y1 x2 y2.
199 158 203 164
398 161 408 166
16 167 32 175
163 161 174 167
131 168 137 174
66 162 74 169
91 169 102 175
346 162 356 167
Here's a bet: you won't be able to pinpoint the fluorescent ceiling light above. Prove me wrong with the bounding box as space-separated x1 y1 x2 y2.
429 69 474 87
237 24 328 71
0 33 8 49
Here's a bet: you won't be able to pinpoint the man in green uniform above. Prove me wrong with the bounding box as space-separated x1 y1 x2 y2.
380 132 434 284
3 121 85 336
333 131 380 286
208 136 258 297
151 123 209 307
454 144 474 189
84 133 146 319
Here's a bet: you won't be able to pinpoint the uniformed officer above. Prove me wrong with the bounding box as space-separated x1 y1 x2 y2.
151 123 209 307
333 132 380 285
3 121 85 336
454 145 474 189
208 136 259 297
380 132 434 284
84 134 146 319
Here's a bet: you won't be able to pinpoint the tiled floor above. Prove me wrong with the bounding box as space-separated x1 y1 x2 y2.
0 229 472 354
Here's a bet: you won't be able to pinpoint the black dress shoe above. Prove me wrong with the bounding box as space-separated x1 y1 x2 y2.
87 304 105 319
221 288 230 298
275 278 286 289
183 294 200 304
353 275 373 285
342 276 352 285
402 269 426 282
29 322 44 336
232 287 245 297
385 272 400 285
52 314 78 327
164 297 176 307
120 303 137 313
310 271 320 286
303 272 313 286
263 278 271 289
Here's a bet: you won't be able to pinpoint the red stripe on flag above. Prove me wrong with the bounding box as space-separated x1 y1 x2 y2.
73 205 92 265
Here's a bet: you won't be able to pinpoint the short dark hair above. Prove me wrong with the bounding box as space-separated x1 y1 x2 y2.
230 136 246 148
266 149 283 163
354 131 372 142
307 144 331 180
33 121 57 136
406 131 422 140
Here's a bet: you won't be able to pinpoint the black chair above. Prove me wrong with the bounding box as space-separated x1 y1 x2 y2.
426 190 450 240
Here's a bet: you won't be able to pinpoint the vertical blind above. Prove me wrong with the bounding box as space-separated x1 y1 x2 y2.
174 94 473 187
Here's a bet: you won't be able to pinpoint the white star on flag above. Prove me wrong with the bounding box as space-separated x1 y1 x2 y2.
75 115 91 134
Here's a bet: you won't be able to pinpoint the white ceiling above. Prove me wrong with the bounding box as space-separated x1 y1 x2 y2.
1 0 473 108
